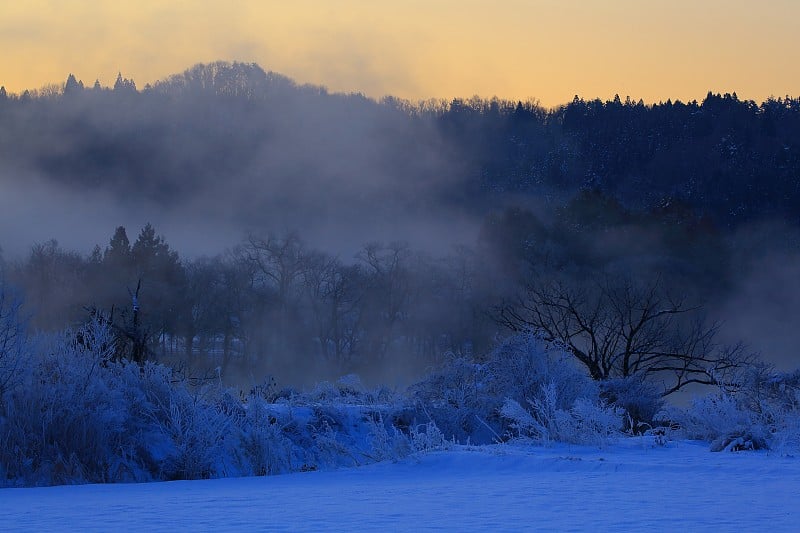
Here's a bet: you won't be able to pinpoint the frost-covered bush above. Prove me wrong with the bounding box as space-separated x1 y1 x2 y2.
411 333 610 444
264 381 444 470
1 319 145 484
0 314 474 487
233 394 296 476
304 374 397 406
409 420 452 453
364 412 413 461
149 385 237 480
665 364 800 453
0 318 233 484
484 334 599 409
357 412 450 462
670 393 768 452
600 376 664 433
0 318 300 485
500 384 622 447
410 355 488 442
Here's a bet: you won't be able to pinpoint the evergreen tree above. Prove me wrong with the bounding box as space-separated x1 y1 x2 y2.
64 74 84 95
113 72 137 93
131 224 186 352
132 224 179 275
104 226 132 269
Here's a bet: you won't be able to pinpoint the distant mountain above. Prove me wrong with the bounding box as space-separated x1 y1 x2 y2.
1 61 799 233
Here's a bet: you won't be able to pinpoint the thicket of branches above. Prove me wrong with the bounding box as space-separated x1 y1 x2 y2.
497 275 753 396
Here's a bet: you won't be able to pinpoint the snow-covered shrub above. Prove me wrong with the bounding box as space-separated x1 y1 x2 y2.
1 318 247 484
359 410 451 461
304 405 364 468
412 333 607 444
667 393 768 452
409 420 452 453
500 384 622 447
600 376 664 433
263 376 413 468
305 374 398 406
308 418 360 469
0 316 464 487
666 365 800 453
364 412 413 461
149 386 236 480
0 318 145 485
307 380 346 403
484 333 598 410
233 394 295 476
563 398 625 446
410 355 487 442
737 367 800 454
500 399 544 440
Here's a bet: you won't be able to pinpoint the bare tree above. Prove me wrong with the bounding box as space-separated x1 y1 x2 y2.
0 281 26 396
17 240 86 330
243 231 311 362
245 232 308 306
496 274 752 396
302 253 364 365
357 242 413 359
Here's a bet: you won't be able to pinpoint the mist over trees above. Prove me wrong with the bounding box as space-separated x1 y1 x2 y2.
3 224 498 387
2 62 799 239
1 61 799 388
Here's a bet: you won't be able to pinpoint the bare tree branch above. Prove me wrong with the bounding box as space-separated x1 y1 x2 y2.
494 273 752 396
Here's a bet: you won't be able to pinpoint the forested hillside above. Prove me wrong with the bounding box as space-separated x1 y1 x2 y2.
2 61 799 228
1 61 799 387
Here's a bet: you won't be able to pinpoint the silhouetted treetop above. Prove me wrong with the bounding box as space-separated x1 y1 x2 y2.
113 72 137 93
64 74 84 94
150 61 296 99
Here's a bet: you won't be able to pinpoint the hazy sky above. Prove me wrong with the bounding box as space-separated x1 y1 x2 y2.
1 0 798 106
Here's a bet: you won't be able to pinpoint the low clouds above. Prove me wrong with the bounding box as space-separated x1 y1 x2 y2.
0 63 475 259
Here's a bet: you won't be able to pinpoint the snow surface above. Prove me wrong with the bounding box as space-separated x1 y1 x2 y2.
2 439 798 532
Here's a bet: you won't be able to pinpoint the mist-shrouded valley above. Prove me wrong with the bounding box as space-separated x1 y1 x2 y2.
2 61 800 529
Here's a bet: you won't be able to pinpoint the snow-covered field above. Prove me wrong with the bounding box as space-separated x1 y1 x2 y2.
2 439 798 532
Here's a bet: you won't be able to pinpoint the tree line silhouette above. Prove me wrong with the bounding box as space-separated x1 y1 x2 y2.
1 61 798 228
5 224 499 386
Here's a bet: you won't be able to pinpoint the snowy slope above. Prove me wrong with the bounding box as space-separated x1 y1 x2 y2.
2 439 798 532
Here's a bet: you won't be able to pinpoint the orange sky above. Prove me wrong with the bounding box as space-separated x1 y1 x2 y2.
1 0 798 107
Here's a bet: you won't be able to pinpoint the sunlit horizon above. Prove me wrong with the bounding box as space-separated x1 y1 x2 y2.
2 1 798 108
